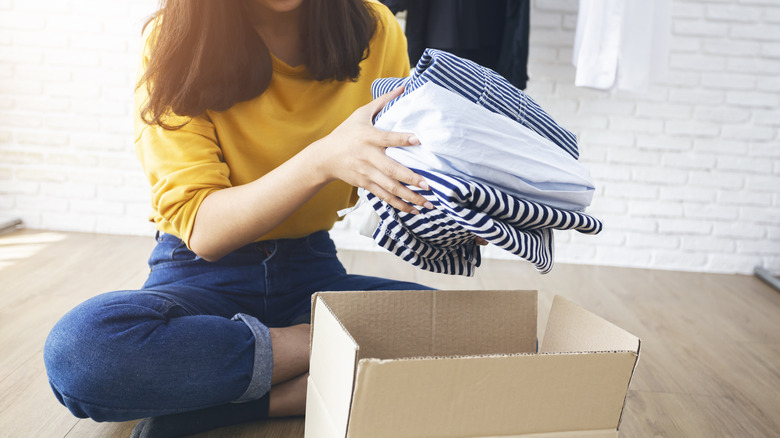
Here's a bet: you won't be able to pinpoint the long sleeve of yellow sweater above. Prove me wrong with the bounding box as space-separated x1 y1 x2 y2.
133 2 410 247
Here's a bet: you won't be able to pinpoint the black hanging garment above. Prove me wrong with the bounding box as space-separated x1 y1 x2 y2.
381 0 530 90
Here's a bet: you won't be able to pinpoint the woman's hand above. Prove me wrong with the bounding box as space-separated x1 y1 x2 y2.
308 86 434 215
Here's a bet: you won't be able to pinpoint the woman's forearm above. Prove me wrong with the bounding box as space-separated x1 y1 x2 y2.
189 146 329 261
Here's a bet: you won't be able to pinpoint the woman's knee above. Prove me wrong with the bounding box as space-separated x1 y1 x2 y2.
43 291 185 420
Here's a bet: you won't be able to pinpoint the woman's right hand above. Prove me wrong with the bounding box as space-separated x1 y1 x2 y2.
308 86 434 215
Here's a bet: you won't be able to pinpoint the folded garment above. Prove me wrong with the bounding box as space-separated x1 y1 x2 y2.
372 48 579 159
361 169 602 276
358 49 601 275
376 81 595 211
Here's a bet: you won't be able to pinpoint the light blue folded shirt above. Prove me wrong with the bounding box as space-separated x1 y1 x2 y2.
376 82 595 211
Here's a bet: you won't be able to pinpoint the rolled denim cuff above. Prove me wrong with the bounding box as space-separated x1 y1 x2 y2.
231 313 273 403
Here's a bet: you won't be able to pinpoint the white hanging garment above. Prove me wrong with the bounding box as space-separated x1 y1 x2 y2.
573 0 670 92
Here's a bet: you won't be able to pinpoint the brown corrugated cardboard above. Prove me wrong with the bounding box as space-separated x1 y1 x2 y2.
305 290 640 438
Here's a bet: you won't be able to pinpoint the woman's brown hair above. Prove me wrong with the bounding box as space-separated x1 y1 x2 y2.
138 0 379 129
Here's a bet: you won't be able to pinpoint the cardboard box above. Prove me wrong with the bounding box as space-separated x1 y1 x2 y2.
305 290 640 438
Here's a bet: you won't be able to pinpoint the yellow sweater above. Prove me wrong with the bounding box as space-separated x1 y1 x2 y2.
134 3 409 245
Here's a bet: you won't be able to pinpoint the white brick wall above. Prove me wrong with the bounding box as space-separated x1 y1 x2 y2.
1 0 778 275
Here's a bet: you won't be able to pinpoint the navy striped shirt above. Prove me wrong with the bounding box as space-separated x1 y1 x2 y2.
364 49 602 275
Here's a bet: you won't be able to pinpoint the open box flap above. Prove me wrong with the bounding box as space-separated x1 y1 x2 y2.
346 352 637 438
306 296 360 438
541 295 640 354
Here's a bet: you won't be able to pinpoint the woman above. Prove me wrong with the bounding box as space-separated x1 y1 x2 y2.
43 0 433 436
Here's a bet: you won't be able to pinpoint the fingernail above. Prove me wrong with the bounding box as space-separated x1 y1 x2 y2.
408 135 419 145
418 180 429 190
424 201 434 210
411 209 420 215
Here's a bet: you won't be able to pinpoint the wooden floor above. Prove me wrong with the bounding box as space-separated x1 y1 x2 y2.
0 228 778 437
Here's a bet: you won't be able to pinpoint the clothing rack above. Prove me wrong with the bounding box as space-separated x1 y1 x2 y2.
755 266 780 292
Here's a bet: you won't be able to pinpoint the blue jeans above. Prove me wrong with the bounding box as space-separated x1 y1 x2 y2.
44 231 431 422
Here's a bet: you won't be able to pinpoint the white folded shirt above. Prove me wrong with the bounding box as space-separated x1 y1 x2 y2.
375 82 595 211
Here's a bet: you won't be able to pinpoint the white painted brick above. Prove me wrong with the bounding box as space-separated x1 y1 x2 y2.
693 138 749 155
46 153 100 167
658 219 713 235
604 182 659 200
706 4 762 22
683 203 740 221
14 65 72 82
768 226 780 240
40 213 96 232
580 100 635 115
745 174 780 192
713 222 765 239
0 114 44 128
15 196 68 213
737 239 780 255
0 47 43 64
608 116 664 134
553 114 609 130
672 2 705 18
628 200 684 218
653 250 710 271
756 76 780 92
700 72 756 90
627 232 680 249
533 0 577 13
587 163 632 182
739 206 780 224
594 247 653 268
762 42 780 58
668 36 702 53
731 23 780 41
721 125 776 141
636 102 692 120
669 88 724 105
41 182 97 200
702 39 761 56
765 6 780 23
0 79 42 95
0 150 44 164
0 180 39 195
659 186 716 203
97 185 148 203
636 135 693 151
658 71 700 87
70 199 125 216
561 13 578 31
749 142 780 158
15 97 70 112
530 29 576 47
70 34 128 52
15 167 67 183
673 19 730 37
689 170 745 189
554 243 598 261
726 91 780 108
0 130 11 143
597 214 657 233
607 149 660 165
661 152 717 170
47 116 107 133
44 82 101 99
694 106 751 123
531 11 563 28
586 198 627 215
717 156 774 173
16 132 69 147
664 120 721 137
0 167 11 180
579 130 635 147
44 49 100 67
727 57 780 75
70 1 130 18
752 109 780 127
632 166 689 185
717 189 774 206
0 12 45 30
46 15 103 33
706 254 759 275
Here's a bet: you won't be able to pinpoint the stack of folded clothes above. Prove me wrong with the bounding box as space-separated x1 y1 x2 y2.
359 49 602 276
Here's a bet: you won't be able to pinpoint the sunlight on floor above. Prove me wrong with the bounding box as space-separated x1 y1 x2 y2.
0 231 68 271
